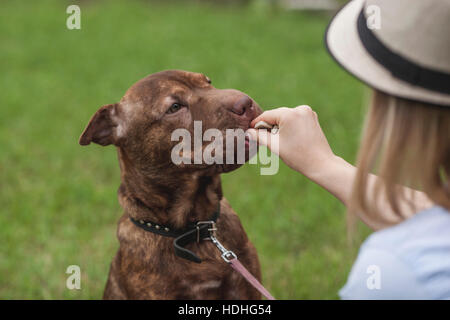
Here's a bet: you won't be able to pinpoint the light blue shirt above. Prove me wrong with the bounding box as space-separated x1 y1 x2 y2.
339 206 450 300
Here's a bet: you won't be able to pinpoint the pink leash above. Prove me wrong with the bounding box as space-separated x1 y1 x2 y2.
209 234 275 300
229 258 275 300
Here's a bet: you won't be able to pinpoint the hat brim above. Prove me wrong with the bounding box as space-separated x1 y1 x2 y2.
325 0 450 107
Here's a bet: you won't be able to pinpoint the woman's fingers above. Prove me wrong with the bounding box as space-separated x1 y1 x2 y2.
246 128 280 156
250 107 289 128
247 105 334 175
294 105 313 112
251 105 313 128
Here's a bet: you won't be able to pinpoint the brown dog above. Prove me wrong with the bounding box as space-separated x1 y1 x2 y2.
79 70 263 299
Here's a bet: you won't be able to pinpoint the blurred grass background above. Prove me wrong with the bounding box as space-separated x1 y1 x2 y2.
0 0 370 299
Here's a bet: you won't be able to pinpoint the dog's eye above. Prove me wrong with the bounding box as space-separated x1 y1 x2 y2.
167 103 183 114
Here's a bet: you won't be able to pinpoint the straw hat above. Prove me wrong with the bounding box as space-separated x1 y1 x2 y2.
325 0 450 106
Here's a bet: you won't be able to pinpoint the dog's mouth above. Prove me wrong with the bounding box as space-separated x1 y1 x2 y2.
168 101 262 174
215 117 259 174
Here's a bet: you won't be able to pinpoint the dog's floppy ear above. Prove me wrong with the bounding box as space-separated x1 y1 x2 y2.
79 103 122 146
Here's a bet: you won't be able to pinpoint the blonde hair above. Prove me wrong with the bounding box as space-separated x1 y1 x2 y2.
350 90 450 228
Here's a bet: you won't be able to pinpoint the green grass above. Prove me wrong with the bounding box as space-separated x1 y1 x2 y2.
0 0 370 299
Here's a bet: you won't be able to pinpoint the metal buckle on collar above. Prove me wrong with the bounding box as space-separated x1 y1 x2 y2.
196 220 237 263
196 221 217 243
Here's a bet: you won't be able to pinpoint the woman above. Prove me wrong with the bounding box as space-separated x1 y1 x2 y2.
247 0 450 299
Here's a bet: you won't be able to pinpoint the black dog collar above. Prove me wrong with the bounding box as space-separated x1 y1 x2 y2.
129 203 220 263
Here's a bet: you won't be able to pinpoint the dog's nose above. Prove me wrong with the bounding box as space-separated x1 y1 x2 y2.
229 96 254 117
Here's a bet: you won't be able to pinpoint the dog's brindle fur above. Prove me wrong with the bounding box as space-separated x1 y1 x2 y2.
79 70 263 299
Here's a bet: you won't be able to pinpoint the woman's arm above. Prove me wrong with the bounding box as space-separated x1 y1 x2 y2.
247 106 433 230
308 155 433 229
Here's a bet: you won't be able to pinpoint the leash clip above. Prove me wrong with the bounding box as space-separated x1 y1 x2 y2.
209 235 237 263
196 221 217 242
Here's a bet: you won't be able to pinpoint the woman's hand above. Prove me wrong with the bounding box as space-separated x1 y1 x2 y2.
247 105 434 230
247 105 336 178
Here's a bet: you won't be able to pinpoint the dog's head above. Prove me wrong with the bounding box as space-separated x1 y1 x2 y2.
79 70 262 175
